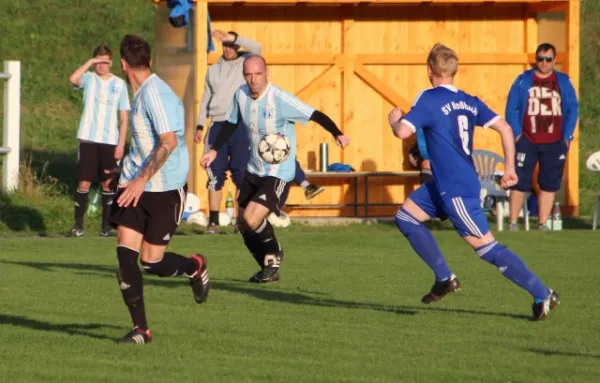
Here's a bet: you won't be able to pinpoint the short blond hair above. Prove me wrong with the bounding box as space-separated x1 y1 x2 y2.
427 43 458 78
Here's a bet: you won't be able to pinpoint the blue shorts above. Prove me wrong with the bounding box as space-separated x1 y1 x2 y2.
205 120 250 191
512 137 568 192
408 181 490 238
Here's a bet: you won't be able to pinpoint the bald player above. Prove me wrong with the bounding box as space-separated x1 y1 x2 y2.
201 55 350 284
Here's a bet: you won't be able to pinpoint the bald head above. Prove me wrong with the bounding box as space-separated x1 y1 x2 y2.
243 55 269 99
243 55 267 72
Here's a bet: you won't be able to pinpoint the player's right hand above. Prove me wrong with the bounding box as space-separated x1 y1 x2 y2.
388 107 403 126
212 30 233 43
194 129 203 144
200 149 217 168
500 170 518 189
90 57 110 65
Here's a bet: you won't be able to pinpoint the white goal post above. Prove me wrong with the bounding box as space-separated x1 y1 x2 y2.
1 61 21 192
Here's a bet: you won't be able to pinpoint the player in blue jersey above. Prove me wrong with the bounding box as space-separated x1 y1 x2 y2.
68 45 130 238
109 35 211 344
388 44 559 321
201 55 350 284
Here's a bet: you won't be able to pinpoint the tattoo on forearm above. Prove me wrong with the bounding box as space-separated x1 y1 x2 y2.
140 143 170 180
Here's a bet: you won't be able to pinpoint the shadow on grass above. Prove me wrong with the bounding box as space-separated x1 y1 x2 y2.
0 314 123 341
0 193 46 234
523 347 600 359
1 260 530 321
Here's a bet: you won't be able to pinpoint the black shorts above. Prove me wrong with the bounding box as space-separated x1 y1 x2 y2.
238 172 291 215
77 141 118 183
511 137 568 192
109 185 187 245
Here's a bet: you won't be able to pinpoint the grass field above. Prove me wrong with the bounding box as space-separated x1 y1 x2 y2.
1 224 599 383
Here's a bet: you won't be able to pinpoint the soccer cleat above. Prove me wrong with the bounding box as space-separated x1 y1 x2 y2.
304 184 324 200
421 274 461 304
189 254 210 303
248 250 283 284
248 266 280 284
537 224 550 231
116 327 152 344
70 227 85 237
99 228 112 237
205 223 220 235
508 223 520 232
532 290 560 321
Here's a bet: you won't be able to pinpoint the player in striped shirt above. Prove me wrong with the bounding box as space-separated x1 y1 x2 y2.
389 44 559 320
109 35 211 345
201 55 350 284
68 45 130 237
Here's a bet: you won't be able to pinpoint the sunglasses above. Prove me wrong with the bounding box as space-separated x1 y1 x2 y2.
536 55 553 63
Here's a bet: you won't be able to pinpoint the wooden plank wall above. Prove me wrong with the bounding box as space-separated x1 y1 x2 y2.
153 2 577 217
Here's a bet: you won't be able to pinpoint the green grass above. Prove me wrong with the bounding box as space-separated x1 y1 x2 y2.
1 225 599 382
0 0 599 235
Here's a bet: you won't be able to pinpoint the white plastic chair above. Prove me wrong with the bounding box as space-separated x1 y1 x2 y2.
586 151 600 230
472 150 530 231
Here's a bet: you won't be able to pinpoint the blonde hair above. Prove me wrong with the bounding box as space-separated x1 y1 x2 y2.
427 43 458 78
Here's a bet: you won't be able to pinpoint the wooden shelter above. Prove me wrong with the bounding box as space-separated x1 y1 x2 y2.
151 0 580 217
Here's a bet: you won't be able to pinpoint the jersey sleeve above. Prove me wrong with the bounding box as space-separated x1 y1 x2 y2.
278 90 315 125
118 83 131 111
402 91 431 133
475 97 500 128
145 90 182 135
225 89 240 125
76 72 92 91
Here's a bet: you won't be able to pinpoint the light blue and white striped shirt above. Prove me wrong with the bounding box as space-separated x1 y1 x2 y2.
120 74 189 192
76 72 130 145
226 83 315 182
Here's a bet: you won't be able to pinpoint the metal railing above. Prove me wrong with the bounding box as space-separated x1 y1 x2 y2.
1 61 21 192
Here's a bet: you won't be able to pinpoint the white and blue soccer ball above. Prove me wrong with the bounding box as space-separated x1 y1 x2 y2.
182 192 201 221
258 133 291 165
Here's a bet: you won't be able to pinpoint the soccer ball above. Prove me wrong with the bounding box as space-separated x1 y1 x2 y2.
268 212 291 228
258 133 291 165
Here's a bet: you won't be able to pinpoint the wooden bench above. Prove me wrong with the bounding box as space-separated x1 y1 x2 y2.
284 171 421 218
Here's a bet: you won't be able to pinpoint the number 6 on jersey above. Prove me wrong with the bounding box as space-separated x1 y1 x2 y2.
458 115 470 155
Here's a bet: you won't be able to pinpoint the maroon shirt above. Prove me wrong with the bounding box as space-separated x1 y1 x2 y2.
522 72 563 144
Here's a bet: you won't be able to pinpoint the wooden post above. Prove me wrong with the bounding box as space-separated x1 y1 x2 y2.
565 0 580 216
194 1 208 196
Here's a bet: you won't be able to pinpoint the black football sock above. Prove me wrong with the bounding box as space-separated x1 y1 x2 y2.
116 246 148 330
253 220 282 268
140 252 198 277
209 210 220 225
74 190 89 230
101 191 115 231
241 229 266 267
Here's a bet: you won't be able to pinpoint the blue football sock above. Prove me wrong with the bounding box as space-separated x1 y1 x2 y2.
476 241 550 301
395 208 452 281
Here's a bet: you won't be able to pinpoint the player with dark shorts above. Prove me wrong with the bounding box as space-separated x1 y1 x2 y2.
388 43 559 321
201 55 350 284
109 35 210 345
68 45 130 237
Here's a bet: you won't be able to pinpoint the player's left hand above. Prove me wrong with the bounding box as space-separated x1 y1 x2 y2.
335 135 350 149
116 177 147 208
500 171 518 189
114 145 125 160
